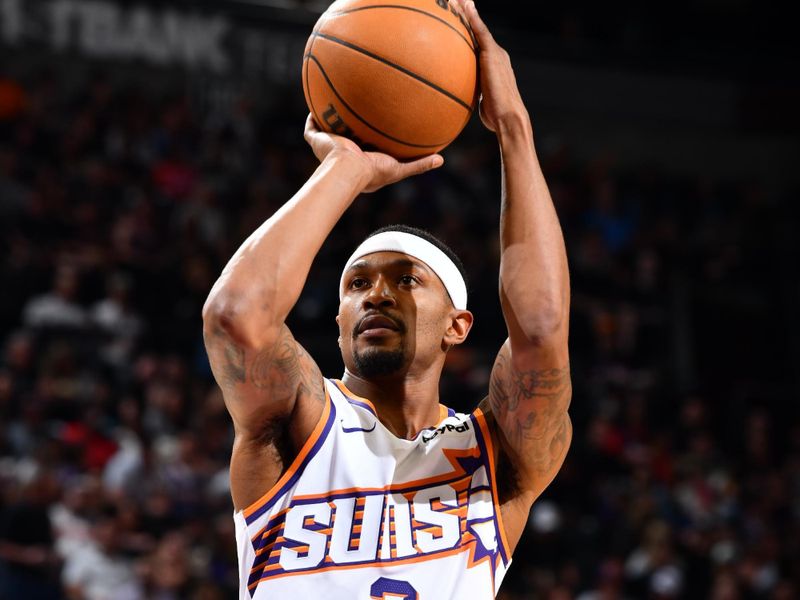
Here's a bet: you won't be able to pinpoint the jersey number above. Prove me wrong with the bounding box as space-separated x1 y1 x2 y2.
370 577 418 600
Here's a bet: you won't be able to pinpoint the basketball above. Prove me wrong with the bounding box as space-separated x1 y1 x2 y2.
302 0 478 159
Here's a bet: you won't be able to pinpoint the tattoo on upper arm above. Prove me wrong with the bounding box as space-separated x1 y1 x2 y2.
206 324 324 407
251 326 313 398
489 349 572 476
222 342 246 386
204 326 246 389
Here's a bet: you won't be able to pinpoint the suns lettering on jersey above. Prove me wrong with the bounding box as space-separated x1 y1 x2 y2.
246 447 503 591
278 483 459 572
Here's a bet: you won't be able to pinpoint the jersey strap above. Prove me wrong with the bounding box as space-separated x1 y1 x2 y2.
470 408 511 569
242 386 336 527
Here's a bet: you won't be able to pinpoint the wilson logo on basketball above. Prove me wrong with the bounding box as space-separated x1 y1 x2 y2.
322 103 364 146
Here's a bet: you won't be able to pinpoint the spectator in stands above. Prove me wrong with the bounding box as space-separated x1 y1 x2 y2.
23 265 87 331
61 504 143 600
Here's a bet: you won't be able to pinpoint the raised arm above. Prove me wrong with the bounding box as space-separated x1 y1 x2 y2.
460 0 572 544
202 117 443 510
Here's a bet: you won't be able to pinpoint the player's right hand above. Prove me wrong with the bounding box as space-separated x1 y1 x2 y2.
303 114 443 193
455 0 529 135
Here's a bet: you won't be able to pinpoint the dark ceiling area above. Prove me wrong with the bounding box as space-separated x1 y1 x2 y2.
20 0 799 82
479 1 795 75
212 0 798 80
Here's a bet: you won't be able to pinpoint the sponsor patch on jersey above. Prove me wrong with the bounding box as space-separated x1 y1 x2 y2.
421 420 470 444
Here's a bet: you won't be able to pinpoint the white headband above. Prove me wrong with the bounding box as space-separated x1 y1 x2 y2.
339 231 468 310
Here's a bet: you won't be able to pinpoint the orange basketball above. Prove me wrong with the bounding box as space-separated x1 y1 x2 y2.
302 0 478 159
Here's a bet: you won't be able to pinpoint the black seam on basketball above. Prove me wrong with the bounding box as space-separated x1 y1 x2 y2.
305 53 449 148
314 32 473 113
324 5 475 53
304 35 326 136
303 51 321 138
452 89 474 137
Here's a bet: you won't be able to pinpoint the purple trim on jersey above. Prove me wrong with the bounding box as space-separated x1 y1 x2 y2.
344 397 378 417
345 498 363 552
249 524 282 580
254 535 488 584
447 407 456 418
331 379 379 417
469 412 510 567
244 399 338 527
285 473 471 506
467 515 496 526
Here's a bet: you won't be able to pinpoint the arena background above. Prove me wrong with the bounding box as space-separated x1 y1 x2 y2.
1 0 798 598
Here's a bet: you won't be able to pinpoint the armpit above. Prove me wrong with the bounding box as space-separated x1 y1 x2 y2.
477 397 525 504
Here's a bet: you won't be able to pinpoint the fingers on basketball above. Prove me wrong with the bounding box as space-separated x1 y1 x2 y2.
304 114 318 138
402 154 444 178
464 1 494 48
449 0 466 17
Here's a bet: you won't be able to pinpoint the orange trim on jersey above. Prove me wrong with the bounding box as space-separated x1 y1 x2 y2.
254 536 485 584
332 379 378 414
336 379 452 428
242 387 332 521
251 507 290 545
287 446 479 504
472 407 512 561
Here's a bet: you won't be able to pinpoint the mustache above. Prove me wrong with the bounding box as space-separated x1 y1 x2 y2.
352 311 407 338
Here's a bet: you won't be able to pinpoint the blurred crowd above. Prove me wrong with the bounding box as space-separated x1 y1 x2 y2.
0 65 798 600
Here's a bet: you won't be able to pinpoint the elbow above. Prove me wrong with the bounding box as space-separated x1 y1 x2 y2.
501 273 570 344
520 316 565 345
202 286 236 329
202 294 244 342
202 291 277 350
514 302 567 345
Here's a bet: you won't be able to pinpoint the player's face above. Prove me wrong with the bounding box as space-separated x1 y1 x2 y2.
337 252 457 378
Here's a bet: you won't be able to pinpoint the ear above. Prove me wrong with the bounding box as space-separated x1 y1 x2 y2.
443 309 474 347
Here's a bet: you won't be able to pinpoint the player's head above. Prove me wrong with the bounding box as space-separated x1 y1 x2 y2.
337 225 473 380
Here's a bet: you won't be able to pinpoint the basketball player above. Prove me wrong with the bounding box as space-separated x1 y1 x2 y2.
203 1 571 597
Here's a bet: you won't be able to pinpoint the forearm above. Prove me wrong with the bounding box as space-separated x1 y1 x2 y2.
492 119 574 486
497 112 570 341
204 152 368 347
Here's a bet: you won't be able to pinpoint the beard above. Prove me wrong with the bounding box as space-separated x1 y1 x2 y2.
350 312 408 378
352 346 405 377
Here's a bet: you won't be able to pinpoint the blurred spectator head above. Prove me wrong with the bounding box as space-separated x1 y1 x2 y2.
54 264 81 302
91 504 123 554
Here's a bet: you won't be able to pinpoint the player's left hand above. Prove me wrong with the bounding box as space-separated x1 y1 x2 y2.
454 0 529 134
303 114 443 193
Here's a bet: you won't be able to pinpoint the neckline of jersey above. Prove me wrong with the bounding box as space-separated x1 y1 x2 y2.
332 378 452 441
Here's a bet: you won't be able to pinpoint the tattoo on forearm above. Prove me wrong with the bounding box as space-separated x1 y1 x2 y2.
489 349 572 476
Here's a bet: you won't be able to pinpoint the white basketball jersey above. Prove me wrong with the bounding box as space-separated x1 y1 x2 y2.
234 378 511 599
